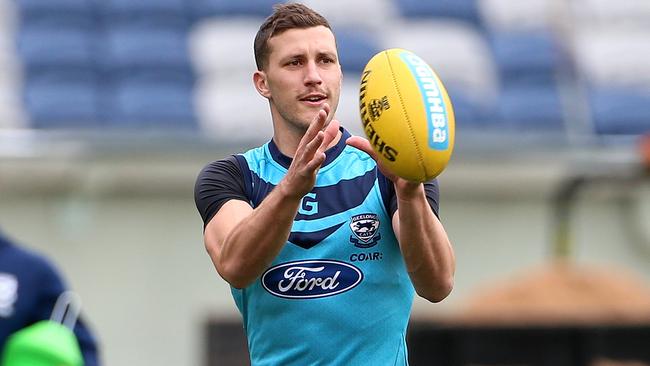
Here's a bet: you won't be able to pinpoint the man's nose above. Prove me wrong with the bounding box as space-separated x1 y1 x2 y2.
304 61 323 85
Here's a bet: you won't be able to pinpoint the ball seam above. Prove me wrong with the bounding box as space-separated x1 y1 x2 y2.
385 51 426 181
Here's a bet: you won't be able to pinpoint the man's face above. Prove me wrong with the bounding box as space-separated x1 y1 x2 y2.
257 26 342 132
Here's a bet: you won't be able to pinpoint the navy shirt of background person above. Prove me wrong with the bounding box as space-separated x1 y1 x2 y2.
0 230 100 365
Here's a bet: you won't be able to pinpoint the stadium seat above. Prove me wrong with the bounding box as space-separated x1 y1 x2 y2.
394 0 482 25
14 0 94 28
16 26 96 71
571 0 650 27
573 27 650 90
187 0 277 20
446 88 496 129
104 79 196 129
24 72 100 128
384 20 498 102
99 0 187 17
489 31 563 87
101 25 192 74
189 19 259 79
570 10 650 139
478 0 553 31
97 0 189 28
497 85 565 131
301 0 397 31
588 88 650 136
335 28 381 74
194 77 271 140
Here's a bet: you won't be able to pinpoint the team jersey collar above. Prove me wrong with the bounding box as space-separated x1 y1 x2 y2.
268 127 351 170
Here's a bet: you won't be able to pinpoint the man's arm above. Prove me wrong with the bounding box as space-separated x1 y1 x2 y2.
391 182 455 302
203 106 340 289
346 136 455 303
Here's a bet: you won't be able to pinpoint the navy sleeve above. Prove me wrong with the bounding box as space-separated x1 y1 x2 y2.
194 155 250 227
34 255 100 366
378 172 440 219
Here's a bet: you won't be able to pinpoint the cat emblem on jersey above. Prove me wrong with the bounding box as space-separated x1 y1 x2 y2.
349 213 381 248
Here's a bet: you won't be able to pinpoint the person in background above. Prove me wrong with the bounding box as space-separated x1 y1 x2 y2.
0 229 100 365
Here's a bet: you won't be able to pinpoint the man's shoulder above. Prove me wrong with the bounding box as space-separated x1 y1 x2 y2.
202 145 268 173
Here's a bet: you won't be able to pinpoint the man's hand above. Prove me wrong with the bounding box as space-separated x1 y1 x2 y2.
280 103 340 199
346 135 421 198
347 136 454 303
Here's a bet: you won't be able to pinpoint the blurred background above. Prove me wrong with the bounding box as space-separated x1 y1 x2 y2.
1 0 650 365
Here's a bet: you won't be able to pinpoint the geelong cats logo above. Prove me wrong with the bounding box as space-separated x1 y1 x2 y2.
349 213 381 248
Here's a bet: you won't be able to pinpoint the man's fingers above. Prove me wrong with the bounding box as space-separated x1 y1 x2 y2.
317 119 340 152
302 130 325 158
303 103 330 142
346 136 375 158
305 151 327 172
346 136 399 181
324 119 340 140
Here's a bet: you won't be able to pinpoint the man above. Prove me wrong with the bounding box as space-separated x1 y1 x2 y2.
0 230 100 365
194 3 455 365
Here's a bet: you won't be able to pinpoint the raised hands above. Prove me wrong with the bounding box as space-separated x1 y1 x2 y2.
280 103 340 199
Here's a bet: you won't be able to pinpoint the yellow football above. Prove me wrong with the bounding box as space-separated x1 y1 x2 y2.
359 48 455 182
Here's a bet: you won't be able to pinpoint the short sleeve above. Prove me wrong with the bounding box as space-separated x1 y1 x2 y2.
378 173 440 219
194 155 250 227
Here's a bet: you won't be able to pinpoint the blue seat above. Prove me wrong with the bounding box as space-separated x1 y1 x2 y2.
99 0 187 15
497 85 565 131
15 0 94 28
446 88 496 129
335 28 381 74
103 79 197 129
589 88 650 136
17 26 95 71
101 26 192 72
187 0 277 19
394 0 481 25
490 31 562 87
24 72 101 128
97 0 189 28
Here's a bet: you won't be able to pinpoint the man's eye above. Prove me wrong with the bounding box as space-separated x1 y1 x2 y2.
287 60 301 66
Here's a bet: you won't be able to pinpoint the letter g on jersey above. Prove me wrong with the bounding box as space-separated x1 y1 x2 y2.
262 260 363 299
298 193 318 216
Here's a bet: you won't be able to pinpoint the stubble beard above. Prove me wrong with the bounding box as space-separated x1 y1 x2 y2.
276 102 335 134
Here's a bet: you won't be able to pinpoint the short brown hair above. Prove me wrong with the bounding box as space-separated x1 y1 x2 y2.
254 3 331 70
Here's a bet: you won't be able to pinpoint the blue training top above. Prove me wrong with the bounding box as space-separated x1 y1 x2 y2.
0 231 100 365
195 128 440 366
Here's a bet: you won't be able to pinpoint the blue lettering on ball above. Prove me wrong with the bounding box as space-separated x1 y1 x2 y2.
399 52 450 151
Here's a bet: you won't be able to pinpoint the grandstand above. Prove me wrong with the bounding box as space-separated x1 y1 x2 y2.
1 1 649 365
0 0 647 142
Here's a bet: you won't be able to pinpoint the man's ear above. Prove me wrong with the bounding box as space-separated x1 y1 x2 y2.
253 70 271 99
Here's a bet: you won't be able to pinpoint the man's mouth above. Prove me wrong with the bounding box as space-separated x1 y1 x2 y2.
299 94 327 104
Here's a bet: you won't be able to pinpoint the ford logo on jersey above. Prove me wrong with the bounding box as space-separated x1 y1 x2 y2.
262 260 363 299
